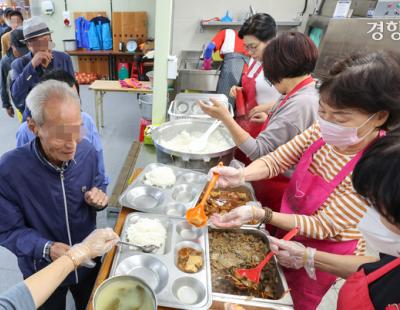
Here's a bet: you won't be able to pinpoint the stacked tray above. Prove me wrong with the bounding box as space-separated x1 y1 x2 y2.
119 163 208 217
110 212 212 310
168 93 233 120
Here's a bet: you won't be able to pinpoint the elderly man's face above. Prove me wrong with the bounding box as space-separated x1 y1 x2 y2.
27 34 52 53
30 99 83 166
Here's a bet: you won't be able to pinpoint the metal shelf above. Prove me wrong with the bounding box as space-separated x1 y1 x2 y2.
200 20 302 28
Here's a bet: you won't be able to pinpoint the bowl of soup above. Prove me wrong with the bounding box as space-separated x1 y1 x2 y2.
93 275 157 310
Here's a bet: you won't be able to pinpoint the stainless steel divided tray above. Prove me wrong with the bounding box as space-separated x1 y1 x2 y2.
110 212 212 310
119 163 208 218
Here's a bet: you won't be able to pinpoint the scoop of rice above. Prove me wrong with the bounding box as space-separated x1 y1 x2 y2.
126 218 167 247
144 166 176 189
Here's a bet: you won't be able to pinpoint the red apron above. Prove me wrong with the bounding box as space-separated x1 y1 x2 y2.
235 60 264 138
277 137 364 310
239 76 315 212
337 257 400 310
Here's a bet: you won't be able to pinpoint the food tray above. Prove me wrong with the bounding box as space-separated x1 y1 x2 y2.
201 184 256 218
168 93 233 120
119 163 208 218
110 212 212 310
209 227 293 309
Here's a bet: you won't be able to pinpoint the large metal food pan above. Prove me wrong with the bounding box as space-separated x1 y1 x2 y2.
111 212 213 310
209 226 294 309
152 119 236 161
119 163 208 218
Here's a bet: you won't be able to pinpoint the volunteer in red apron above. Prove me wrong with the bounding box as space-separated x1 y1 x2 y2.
209 51 400 309
230 13 280 138
202 28 248 108
199 32 319 212
268 134 400 309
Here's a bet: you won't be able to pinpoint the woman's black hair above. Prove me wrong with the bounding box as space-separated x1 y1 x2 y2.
263 32 318 84
353 132 400 225
238 13 276 42
319 51 400 129
40 69 80 95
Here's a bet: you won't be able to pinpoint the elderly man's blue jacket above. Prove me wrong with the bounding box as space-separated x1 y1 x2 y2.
0 138 106 286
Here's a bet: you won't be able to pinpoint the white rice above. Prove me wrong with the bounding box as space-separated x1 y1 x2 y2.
144 166 176 189
126 218 167 248
160 130 233 154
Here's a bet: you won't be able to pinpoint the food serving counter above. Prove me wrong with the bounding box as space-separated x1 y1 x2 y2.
87 160 293 309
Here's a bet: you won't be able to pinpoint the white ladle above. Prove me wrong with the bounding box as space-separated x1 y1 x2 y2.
189 120 221 152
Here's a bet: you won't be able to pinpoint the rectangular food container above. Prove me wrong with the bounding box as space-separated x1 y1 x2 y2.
209 226 294 309
110 212 213 310
119 163 208 218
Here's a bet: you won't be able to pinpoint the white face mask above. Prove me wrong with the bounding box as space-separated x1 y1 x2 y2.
318 114 376 148
358 207 400 257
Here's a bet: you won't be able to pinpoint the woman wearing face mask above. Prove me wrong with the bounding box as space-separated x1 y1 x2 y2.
228 13 281 138
210 51 400 309
268 133 400 309
199 32 319 212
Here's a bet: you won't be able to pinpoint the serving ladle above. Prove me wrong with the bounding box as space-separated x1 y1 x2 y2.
234 227 299 284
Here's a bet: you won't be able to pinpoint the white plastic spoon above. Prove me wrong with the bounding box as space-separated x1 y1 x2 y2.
189 120 221 152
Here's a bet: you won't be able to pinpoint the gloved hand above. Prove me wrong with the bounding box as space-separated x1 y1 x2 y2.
209 166 245 188
210 201 264 228
202 58 212 70
268 236 316 279
66 228 120 267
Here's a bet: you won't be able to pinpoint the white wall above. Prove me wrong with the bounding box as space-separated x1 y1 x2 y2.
171 0 315 56
31 0 155 53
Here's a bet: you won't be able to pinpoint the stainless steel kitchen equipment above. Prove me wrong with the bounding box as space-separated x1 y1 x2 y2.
119 163 208 217
176 50 221 92
313 17 400 79
110 212 213 310
152 119 236 172
209 226 294 309
168 92 232 121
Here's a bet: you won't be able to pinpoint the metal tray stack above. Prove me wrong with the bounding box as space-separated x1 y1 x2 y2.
111 212 213 310
119 163 208 217
168 93 233 121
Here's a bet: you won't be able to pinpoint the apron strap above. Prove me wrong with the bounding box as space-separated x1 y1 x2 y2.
366 257 400 284
329 129 386 188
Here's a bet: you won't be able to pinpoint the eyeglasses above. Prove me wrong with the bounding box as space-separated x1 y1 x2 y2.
244 42 260 52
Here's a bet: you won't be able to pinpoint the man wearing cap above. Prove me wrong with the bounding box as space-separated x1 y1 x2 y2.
10 16 74 117
0 28 28 117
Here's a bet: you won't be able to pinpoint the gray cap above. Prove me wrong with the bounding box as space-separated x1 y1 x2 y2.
22 16 52 41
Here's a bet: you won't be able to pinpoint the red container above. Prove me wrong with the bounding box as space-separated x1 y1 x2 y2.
139 118 152 142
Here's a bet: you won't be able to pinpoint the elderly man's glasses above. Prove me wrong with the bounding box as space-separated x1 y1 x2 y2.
244 42 260 52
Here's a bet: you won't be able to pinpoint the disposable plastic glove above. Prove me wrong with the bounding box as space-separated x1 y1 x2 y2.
202 58 212 70
209 166 245 188
67 228 120 267
210 201 263 228
268 236 316 279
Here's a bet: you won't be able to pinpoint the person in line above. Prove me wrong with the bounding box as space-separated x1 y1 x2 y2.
210 51 400 309
1 28 28 118
229 13 281 138
200 32 319 212
202 28 248 107
1 10 23 57
0 228 119 310
0 8 14 56
10 16 74 118
268 133 400 309
0 80 108 309
16 69 109 188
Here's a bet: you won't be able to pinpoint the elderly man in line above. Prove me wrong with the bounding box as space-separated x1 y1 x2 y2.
10 16 74 119
0 80 108 310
